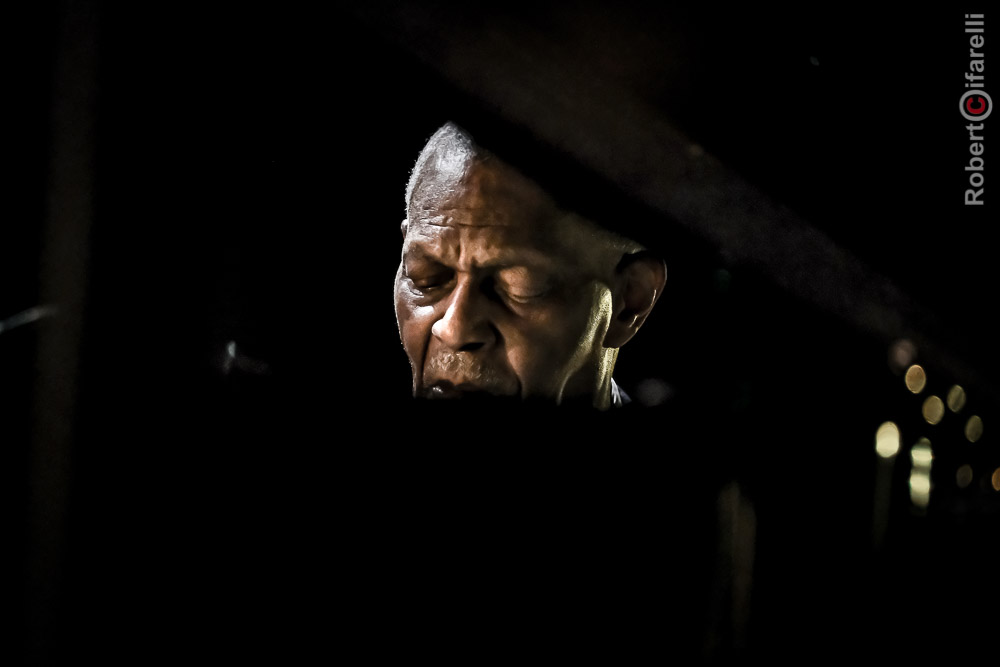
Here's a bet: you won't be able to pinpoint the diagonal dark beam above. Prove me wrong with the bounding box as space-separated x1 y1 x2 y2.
352 6 996 406
26 0 98 662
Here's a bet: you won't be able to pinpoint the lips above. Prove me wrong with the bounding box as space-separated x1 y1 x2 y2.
424 380 499 400
420 350 519 399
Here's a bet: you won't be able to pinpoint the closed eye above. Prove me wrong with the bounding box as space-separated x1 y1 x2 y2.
413 277 447 289
494 281 553 307
402 253 454 292
495 267 551 303
502 288 547 303
407 271 454 294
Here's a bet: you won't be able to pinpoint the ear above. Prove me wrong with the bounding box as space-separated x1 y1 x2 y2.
603 251 666 349
400 219 409 237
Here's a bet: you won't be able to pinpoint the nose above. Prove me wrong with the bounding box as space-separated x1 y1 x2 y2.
431 276 495 352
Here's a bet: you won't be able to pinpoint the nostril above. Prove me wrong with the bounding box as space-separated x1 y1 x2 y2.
459 342 485 352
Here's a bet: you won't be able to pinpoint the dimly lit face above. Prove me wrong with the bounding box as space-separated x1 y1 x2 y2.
394 138 624 407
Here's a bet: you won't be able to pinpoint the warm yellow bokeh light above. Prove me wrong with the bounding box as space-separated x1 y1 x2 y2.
910 439 933 508
905 365 927 393
922 396 945 425
911 438 933 468
910 473 931 495
965 415 983 443
875 421 901 459
992 468 1000 492
956 464 974 489
910 472 931 508
946 385 966 413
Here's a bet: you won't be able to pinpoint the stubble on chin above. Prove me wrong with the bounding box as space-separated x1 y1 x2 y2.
419 350 514 397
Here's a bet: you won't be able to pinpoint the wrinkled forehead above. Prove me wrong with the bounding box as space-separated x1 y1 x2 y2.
408 166 608 274
404 129 627 272
408 148 557 230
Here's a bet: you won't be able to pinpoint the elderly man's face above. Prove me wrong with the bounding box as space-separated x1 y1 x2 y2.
393 148 624 406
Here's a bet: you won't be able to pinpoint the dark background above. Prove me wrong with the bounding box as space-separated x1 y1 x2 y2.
7 2 997 663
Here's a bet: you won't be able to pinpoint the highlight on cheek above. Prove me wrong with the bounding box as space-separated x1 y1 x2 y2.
592 283 614 331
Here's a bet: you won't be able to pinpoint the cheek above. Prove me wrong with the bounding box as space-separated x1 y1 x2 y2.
505 283 612 385
564 284 613 361
583 285 614 345
394 279 437 368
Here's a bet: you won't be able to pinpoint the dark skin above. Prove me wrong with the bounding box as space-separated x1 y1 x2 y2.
394 124 665 409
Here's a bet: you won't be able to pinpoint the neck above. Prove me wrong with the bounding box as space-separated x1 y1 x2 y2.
560 348 618 410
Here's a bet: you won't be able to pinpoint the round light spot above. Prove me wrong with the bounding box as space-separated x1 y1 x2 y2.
905 365 926 394
875 422 901 459
909 472 931 508
922 396 945 425
993 468 1000 492
910 438 933 468
910 473 931 495
910 439 933 508
956 464 974 489
946 385 966 413
965 415 984 443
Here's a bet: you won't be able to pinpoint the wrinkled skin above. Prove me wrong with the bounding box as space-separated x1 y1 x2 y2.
394 125 662 409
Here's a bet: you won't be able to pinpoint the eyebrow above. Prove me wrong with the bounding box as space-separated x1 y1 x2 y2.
419 212 507 229
402 230 568 274
401 245 440 263
404 244 553 272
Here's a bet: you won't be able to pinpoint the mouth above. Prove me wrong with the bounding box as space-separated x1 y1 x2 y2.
422 380 513 401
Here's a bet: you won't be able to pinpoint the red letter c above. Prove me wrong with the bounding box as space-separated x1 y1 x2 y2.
967 96 987 115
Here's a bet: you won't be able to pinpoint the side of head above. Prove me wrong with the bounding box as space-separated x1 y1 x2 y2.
394 122 665 409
